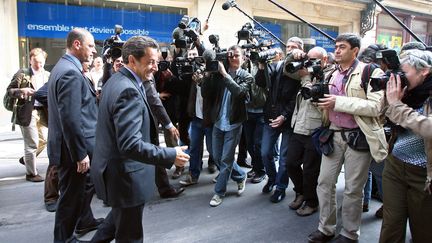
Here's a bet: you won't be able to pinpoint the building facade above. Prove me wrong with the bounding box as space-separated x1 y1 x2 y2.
1 0 432 114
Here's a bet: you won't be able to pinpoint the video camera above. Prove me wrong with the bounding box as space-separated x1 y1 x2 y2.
285 57 323 75
175 56 206 76
102 25 125 61
173 15 201 48
237 22 261 41
370 49 408 92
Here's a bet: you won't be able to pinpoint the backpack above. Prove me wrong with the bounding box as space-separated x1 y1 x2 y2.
4 68 32 130
3 91 17 112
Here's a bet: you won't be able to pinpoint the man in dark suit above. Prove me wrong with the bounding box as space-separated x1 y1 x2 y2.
47 28 101 242
90 36 189 242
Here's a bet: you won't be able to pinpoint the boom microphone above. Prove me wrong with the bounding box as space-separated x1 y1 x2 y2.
222 0 236 10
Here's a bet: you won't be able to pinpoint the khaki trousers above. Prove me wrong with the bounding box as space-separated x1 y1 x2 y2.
380 155 432 243
317 131 371 240
20 109 48 175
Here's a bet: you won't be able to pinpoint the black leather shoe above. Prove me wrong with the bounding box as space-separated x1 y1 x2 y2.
160 187 185 198
207 164 217 174
308 230 334 243
270 189 286 203
262 180 274 194
251 173 266 184
75 218 104 235
330 235 358 243
45 201 57 212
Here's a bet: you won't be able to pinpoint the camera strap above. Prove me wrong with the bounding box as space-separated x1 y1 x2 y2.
341 59 360 85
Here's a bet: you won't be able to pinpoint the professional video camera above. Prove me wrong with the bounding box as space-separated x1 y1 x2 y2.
202 49 231 72
300 82 329 102
285 57 323 74
237 22 261 41
158 47 170 72
175 55 206 76
369 49 408 92
173 15 201 48
102 25 125 61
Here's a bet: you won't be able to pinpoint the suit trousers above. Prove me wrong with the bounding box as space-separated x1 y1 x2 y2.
54 165 95 242
286 133 321 207
20 109 47 175
317 131 371 240
379 155 432 243
44 164 59 203
91 204 144 243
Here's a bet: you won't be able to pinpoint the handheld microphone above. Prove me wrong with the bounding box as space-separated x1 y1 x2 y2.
222 0 236 10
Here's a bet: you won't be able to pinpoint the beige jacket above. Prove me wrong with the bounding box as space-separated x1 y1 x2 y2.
329 62 388 162
385 98 432 188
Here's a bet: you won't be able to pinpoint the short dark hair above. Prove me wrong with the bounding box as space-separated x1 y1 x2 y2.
66 28 90 49
335 33 361 50
122 36 159 64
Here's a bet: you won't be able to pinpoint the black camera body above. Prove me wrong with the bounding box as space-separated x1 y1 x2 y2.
370 49 408 92
286 57 322 75
102 25 125 61
237 23 261 41
301 83 329 102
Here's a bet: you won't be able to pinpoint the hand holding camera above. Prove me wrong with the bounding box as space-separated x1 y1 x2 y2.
386 73 407 105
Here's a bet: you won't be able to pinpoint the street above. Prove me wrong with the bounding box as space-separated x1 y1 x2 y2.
0 119 388 243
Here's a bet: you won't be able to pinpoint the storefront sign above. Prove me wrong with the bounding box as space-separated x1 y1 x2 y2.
310 29 338 53
17 2 183 43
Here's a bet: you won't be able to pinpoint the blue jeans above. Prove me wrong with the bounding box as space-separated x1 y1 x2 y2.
261 123 291 190
212 126 246 196
363 171 372 205
370 159 384 199
188 117 213 179
243 112 265 175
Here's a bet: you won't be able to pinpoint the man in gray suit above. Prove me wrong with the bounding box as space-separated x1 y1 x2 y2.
90 36 189 242
47 28 101 242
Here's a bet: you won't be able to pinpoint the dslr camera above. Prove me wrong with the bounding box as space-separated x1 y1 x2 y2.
286 56 328 102
102 25 125 61
370 49 408 92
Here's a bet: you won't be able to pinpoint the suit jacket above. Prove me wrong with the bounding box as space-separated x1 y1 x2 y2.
47 54 98 166
91 67 176 208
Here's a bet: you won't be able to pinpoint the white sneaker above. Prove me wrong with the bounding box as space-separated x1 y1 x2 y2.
209 194 223 207
237 177 246 195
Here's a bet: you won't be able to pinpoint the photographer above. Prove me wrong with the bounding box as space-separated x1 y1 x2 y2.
255 37 302 203
285 47 334 216
307 34 387 243
380 49 432 243
6 47 50 182
201 45 252 207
